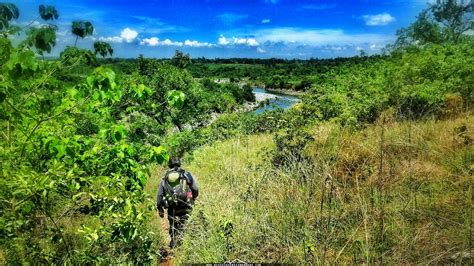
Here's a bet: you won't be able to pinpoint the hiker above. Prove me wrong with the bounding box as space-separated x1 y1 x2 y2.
156 157 199 248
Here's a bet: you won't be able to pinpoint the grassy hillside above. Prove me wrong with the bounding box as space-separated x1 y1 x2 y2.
165 114 472 264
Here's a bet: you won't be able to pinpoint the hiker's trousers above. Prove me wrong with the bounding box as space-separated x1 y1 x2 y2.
167 208 190 248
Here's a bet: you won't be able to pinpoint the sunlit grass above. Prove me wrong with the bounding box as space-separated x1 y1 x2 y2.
161 114 473 264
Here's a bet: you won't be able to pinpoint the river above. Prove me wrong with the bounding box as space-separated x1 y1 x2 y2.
252 88 300 114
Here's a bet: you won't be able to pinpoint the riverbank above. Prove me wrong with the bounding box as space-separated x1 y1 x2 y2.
263 87 305 96
252 87 299 114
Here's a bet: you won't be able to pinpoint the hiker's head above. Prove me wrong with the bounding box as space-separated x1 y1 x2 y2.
168 157 181 168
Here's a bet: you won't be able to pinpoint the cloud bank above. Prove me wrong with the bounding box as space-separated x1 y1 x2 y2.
100 28 138 43
363 13 396 26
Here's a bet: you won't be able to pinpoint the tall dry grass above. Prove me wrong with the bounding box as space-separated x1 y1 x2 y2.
149 115 472 264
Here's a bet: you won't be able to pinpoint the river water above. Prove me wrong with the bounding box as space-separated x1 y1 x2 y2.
252 88 300 114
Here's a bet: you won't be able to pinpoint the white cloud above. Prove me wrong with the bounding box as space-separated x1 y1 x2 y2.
253 27 391 46
328 46 345 51
100 27 138 43
261 19 271 24
56 30 69 37
140 37 160 46
218 35 260 46
363 13 396 26
246 38 259 46
139 37 213 48
184 40 213 47
100 36 123 43
161 39 183 46
257 47 267 53
120 28 138 42
370 44 384 50
218 35 230 45
140 37 184 47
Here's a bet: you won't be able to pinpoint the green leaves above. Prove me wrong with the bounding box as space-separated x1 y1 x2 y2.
3 49 39 78
167 90 185 109
60 46 98 66
25 25 57 55
87 66 116 91
0 37 12 64
87 67 121 102
149 146 169 164
171 50 191 68
111 125 127 142
130 83 152 99
78 226 100 243
39 5 59 21
0 5 169 264
43 136 76 159
93 41 113 58
72 20 94 39
0 3 19 30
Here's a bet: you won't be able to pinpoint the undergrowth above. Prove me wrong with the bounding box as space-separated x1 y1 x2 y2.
165 114 472 264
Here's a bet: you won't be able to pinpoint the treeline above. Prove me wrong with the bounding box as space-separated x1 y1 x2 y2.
189 56 387 65
108 53 388 91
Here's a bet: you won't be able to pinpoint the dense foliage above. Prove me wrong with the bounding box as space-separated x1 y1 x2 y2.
394 0 473 47
300 41 473 125
0 7 168 262
0 3 263 263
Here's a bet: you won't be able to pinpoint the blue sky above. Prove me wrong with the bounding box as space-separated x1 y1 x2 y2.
13 0 431 59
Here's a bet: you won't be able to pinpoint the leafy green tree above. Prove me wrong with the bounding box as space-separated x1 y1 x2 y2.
395 0 473 47
93 41 113 58
171 50 191 68
72 20 94 46
23 5 59 55
394 10 443 48
242 84 256 102
430 0 474 41
0 3 19 31
38 4 58 21
60 46 98 66
25 25 57 55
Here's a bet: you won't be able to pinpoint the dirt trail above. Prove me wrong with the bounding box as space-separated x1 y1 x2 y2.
159 256 174 266
158 217 174 266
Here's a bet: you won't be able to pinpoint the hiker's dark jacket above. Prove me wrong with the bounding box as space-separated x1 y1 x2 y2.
156 167 199 214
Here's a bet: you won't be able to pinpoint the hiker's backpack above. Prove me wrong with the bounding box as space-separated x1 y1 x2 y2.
163 168 191 208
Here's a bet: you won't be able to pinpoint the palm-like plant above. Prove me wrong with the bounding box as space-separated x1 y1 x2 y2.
72 20 94 46
93 41 113 58
39 5 59 21
26 25 57 55
24 5 59 55
0 3 19 30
